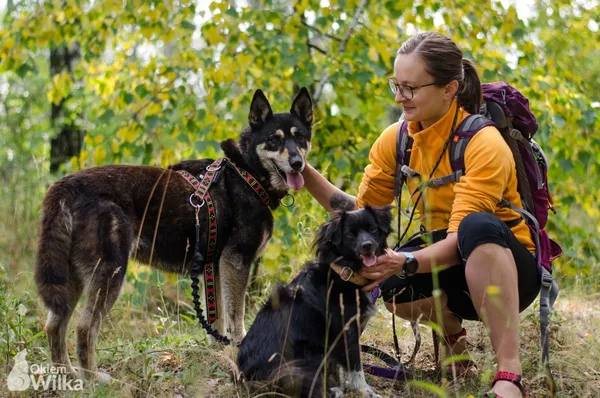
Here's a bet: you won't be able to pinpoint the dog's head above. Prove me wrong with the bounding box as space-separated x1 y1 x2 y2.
234 88 313 193
314 205 393 272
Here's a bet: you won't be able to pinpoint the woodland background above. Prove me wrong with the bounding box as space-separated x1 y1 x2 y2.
0 0 598 397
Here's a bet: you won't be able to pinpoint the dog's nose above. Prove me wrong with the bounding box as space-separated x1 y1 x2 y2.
361 241 373 252
289 155 303 171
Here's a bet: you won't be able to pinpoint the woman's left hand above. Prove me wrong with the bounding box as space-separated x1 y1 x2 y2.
359 248 406 291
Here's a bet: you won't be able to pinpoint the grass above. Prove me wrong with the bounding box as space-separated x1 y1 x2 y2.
0 174 599 397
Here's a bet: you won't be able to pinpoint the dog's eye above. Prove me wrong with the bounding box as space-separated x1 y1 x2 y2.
345 231 354 239
370 226 378 234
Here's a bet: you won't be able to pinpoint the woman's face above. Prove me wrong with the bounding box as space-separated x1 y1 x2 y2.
392 53 455 128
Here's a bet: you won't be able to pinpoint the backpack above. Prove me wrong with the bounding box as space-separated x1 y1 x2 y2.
394 81 562 391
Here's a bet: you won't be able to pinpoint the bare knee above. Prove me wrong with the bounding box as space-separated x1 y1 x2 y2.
469 242 506 260
384 300 434 323
384 294 449 323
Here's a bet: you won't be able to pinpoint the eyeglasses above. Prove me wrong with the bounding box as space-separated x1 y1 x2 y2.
387 78 437 99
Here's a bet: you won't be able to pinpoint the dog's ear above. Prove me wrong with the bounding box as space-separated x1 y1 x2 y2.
366 205 394 237
328 211 344 246
249 89 273 128
221 139 247 167
290 87 313 128
314 211 345 259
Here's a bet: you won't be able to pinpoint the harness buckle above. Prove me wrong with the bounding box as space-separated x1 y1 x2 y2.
189 193 205 209
340 267 353 282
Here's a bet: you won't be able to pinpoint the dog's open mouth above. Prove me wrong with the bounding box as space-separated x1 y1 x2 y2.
360 253 377 267
273 162 305 190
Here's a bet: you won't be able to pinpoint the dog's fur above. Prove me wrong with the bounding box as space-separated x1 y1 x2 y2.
237 205 393 398
35 88 314 381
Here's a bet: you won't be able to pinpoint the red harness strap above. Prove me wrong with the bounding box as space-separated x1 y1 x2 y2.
176 158 270 324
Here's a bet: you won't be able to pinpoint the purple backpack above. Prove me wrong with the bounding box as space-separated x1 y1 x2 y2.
480 82 562 270
395 81 561 391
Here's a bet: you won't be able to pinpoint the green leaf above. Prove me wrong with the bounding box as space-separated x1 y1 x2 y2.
99 109 115 124
181 20 196 31
135 85 150 98
123 92 135 104
145 114 160 130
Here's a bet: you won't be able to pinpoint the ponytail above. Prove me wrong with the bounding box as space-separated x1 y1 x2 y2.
458 58 482 114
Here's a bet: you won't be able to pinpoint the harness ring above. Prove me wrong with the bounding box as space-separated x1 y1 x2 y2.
206 164 222 171
189 193 205 209
280 193 295 207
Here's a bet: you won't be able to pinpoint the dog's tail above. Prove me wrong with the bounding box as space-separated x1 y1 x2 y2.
35 182 76 317
242 358 326 398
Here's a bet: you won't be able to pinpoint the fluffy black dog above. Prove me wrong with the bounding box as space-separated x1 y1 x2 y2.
237 205 393 398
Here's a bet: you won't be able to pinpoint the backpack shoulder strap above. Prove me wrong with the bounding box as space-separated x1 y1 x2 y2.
394 120 413 196
426 115 495 189
449 114 496 173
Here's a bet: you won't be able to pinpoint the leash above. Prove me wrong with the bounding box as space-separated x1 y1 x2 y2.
177 158 272 343
328 258 410 381
362 345 409 380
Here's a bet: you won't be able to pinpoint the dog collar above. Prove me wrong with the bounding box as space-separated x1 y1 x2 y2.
329 263 370 287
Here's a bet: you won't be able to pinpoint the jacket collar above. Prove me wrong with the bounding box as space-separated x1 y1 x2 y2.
407 100 465 148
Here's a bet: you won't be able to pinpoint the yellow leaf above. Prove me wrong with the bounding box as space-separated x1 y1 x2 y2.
79 150 90 164
118 127 138 143
94 135 104 145
237 53 253 69
3 37 15 52
160 149 175 167
203 25 222 45
94 147 107 165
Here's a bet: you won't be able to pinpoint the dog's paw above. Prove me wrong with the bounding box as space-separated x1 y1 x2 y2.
329 386 344 398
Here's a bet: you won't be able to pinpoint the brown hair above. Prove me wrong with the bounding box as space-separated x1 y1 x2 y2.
397 32 482 114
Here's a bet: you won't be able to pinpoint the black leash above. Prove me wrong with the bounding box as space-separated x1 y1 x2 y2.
190 208 230 344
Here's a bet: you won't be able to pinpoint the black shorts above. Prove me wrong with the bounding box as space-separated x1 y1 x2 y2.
380 212 541 321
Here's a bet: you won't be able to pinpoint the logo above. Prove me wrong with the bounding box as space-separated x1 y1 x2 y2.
7 349 84 392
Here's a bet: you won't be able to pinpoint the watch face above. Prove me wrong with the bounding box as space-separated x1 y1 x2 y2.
404 253 419 276
405 258 419 275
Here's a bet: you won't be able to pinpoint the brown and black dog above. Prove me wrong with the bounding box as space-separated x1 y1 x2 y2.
35 88 313 382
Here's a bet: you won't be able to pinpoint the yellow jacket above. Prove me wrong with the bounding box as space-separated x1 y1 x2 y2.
356 100 535 252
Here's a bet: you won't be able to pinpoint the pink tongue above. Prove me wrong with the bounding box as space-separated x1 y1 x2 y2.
285 172 305 190
361 254 377 267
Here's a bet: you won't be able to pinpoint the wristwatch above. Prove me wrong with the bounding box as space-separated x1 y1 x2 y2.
400 251 419 278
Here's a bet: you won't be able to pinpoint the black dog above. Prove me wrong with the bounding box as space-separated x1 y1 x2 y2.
237 205 393 398
35 88 313 382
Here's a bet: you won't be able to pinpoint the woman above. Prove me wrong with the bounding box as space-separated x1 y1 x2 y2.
301 32 538 398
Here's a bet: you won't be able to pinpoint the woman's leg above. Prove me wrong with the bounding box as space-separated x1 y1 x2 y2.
384 293 463 335
466 243 522 397
458 212 540 397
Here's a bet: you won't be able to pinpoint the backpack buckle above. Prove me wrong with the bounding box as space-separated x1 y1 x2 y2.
541 271 553 288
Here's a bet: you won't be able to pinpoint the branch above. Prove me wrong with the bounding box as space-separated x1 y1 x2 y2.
308 42 327 55
132 79 176 122
312 0 368 104
300 20 342 42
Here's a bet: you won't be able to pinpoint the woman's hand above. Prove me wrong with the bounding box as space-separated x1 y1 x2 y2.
359 248 406 291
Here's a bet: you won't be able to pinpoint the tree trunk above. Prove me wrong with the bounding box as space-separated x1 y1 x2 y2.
49 43 85 173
